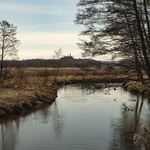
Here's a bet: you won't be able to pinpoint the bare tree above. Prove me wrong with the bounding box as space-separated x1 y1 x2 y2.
75 0 150 82
52 49 63 85
0 20 20 80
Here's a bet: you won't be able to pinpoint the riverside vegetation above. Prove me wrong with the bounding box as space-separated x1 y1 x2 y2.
0 66 150 150
0 66 128 119
0 66 150 119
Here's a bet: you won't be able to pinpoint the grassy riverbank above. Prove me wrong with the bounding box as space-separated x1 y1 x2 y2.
0 67 136 119
0 86 58 118
123 81 150 97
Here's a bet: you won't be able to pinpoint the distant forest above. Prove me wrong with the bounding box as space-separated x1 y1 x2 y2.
4 56 103 68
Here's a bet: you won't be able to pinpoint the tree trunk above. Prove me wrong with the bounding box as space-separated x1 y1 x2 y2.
143 0 150 38
0 34 5 80
53 60 60 85
133 0 150 79
123 8 144 83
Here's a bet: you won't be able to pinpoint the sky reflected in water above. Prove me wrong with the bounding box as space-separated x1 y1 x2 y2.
0 84 149 150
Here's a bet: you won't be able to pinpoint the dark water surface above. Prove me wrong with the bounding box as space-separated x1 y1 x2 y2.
0 84 149 150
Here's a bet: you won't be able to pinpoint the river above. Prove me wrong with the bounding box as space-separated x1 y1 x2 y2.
0 84 149 150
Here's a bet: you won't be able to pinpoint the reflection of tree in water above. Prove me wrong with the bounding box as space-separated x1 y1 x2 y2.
0 118 20 150
52 101 64 138
79 83 121 95
109 96 150 150
36 105 52 124
109 112 136 150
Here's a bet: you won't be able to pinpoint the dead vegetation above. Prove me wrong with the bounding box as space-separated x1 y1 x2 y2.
0 67 61 118
0 66 146 118
0 86 58 118
123 81 150 97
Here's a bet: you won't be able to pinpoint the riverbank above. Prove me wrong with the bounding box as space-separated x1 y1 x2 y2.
0 86 58 118
0 77 125 119
1 78 150 119
0 67 128 119
123 80 150 97
1 84 149 150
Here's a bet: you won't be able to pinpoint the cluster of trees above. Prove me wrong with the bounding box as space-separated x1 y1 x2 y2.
4 57 102 68
75 0 150 83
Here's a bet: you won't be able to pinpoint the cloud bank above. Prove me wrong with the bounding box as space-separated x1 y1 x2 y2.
17 31 81 59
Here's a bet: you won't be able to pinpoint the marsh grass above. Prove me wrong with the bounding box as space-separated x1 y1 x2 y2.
123 81 150 97
0 67 128 98
0 67 127 118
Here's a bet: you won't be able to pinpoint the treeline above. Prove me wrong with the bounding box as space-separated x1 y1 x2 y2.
4 58 102 68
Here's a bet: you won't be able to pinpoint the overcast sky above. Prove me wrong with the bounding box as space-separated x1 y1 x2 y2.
0 0 112 60
0 0 83 59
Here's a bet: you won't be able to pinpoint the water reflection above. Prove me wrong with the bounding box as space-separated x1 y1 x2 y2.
0 118 20 150
78 83 121 95
0 85 149 150
36 105 52 124
109 95 150 150
52 101 64 138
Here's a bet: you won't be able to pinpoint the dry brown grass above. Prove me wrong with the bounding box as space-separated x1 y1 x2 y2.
123 81 150 97
0 67 127 118
0 67 127 93
0 67 149 118
0 85 58 118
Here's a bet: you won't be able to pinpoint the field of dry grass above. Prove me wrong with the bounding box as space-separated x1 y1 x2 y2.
0 67 129 99
23 66 128 82
0 67 128 118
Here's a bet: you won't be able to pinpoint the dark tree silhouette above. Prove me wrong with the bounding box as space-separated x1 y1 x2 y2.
75 0 150 82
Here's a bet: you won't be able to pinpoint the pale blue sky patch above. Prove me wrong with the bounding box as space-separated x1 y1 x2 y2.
0 0 82 59
0 0 111 60
0 2 75 16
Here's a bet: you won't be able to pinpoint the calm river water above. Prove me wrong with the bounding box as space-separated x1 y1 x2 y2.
0 84 149 150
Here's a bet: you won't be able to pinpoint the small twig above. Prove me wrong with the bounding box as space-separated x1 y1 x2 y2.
123 103 130 111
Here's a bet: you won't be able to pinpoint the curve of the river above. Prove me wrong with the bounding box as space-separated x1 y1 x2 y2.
0 84 149 150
